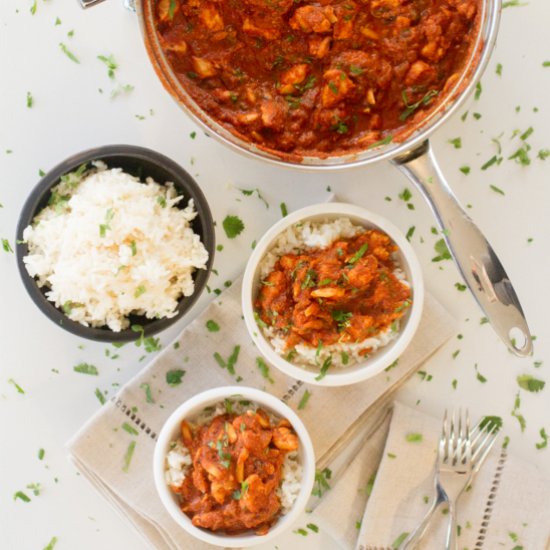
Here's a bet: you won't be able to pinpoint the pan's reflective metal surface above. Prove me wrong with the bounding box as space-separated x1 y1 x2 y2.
393 142 532 357
83 0 533 356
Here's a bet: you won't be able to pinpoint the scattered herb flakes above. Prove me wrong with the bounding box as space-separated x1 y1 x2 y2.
38 448 45 460
238 188 269 209
2 238 14 253
27 482 42 496
452 349 460 359
348 243 369 265
452 379 458 390
481 156 501 170
368 134 393 149
392 531 410 549
294 528 308 536
73 363 99 376
475 364 487 383
405 226 415 242
166 369 186 387
432 238 451 262
387 452 396 458
8 378 25 394
315 355 332 381
97 54 118 79
95 388 106 405
543 61 550 67
256 357 274 384
496 63 503 76
459 165 471 175
216 244 224 251
122 440 137 472
480 416 503 431
534 360 542 368
59 42 80 64
455 282 467 292
517 374 545 393
448 137 462 149
14 491 31 502
398 187 412 202
509 144 532 166
385 359 399 372
480 316 489 325
206 319 220 332
297 389 311 410
43 536 58 550
122 422 139 436
511 392 526 432
417 370 432 382
280 202 288 217
489 184 505 195
222 215 244 239
474 82 482 100
356 520 362 530
307 523 319 533
535 428 548 450
140 382 155 403
473 112 482 120
538 149 550 160
400 89 438 121
502 0 527 6
312 467 332 497
26 91 34 108
214 346 240 375
406 433 423 443
520 126 534 141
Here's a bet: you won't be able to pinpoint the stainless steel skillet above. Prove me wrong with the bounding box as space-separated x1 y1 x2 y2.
82 0 532 356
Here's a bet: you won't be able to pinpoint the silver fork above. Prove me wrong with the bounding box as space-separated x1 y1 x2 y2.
402 410 499 550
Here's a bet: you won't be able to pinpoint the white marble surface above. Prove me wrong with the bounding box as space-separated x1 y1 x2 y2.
0 1 548 549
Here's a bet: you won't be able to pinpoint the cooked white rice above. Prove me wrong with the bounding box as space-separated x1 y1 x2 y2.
164 399 303 515
257 217 409 369
23 162 208 331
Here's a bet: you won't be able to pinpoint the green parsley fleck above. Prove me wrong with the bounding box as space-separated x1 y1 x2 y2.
406 433 423 443
166 369 186 387
59 42 80 64
73 363 99 376
455 282 467 291
535 428 548 450
432 238 451 262
8 378 25 394
256 357 274 383
222 215 245 239
280 202 288 217
312 467 332 497
307 523 319 533
26 92 34 108
489 184 505 195
297 389 311 410
97 54 118 78
517 374 545 393
206 319 220 332
496 63 502 76
392 531 410 549
122 422 139 436
38 448 45 460
95 388 106 405
459 165 471 175
43 536 58 550
14 491 31 503
2 238 13 253
140 382 155 403
448 137 462 149
474 82 482 100
122 440 137 472
315 355 332 381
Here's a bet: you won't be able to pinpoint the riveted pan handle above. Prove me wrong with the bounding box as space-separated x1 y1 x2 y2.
392 140 533 357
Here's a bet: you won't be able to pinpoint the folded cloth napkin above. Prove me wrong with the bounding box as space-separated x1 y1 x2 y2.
313 402 550 550
67 279 455 550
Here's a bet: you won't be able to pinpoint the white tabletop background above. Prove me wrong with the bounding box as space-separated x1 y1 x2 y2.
1 1 548 549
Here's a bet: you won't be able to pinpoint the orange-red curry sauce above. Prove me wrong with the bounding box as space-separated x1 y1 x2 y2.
170 408 299 534
154 0 479 155
255 229 411 352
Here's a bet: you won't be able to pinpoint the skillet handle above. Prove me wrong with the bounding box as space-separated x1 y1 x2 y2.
392 140 532 357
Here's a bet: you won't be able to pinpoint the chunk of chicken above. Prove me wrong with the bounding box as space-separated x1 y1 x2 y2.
309 36 332 58
243 18 281 40
404 60 436 86
290 6 336 34
260 98 287 131
279 64 309 95
192 56 217 78
272 427 299 451
164 40 187 54
321 69 356 108
200 4 224 31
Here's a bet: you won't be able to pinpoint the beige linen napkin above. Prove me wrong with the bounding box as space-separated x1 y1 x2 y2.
313 402 550 550
67 279 455 550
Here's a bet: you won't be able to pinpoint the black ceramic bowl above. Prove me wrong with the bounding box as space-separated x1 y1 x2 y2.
16 145 215 343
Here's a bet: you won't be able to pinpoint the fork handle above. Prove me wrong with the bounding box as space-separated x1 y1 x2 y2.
445 501 458 550
402 485 448 549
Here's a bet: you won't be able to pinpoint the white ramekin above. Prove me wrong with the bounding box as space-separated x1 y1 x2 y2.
153 386 316 548
242 202 424 386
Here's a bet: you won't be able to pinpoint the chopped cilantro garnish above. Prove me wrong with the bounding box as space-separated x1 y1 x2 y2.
480 415 503 431
122 440 137 472
206 319 220 332
474 82 482 100
459 165 471 175
406 433 423 443
26 91 34 108
238 187 269 209
405 226 415 242
297 389 311 410
400 89 438 121
496 63 502 76
134 285 146 298
14 491 31 503
168 0 177 19
166 369 186 387
280 202 288 217
392 531 410 549
341 351 349 365
481 155 500 170
431 238 451 262
59 42 80 64
535 428 548 450
448 137 462 149
222 215 244 238
43 536 58 550
347 243 369 264
122 422 139 436
8 378 25 394
256 357 274 383
489 184 505 195
399 187 412 202
2 238 13 253
517 374 545 393
452 349 460 359
38 448 45 460
214 346 240 375
368 134 393 149
307 523 319 533
455 282 466 291
94 388 106 405
315 355 332 381
312 467 332 497
475 364 487 383
97 54 118 79
140 382 155 403
73 363 99 376
294 528 308 536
